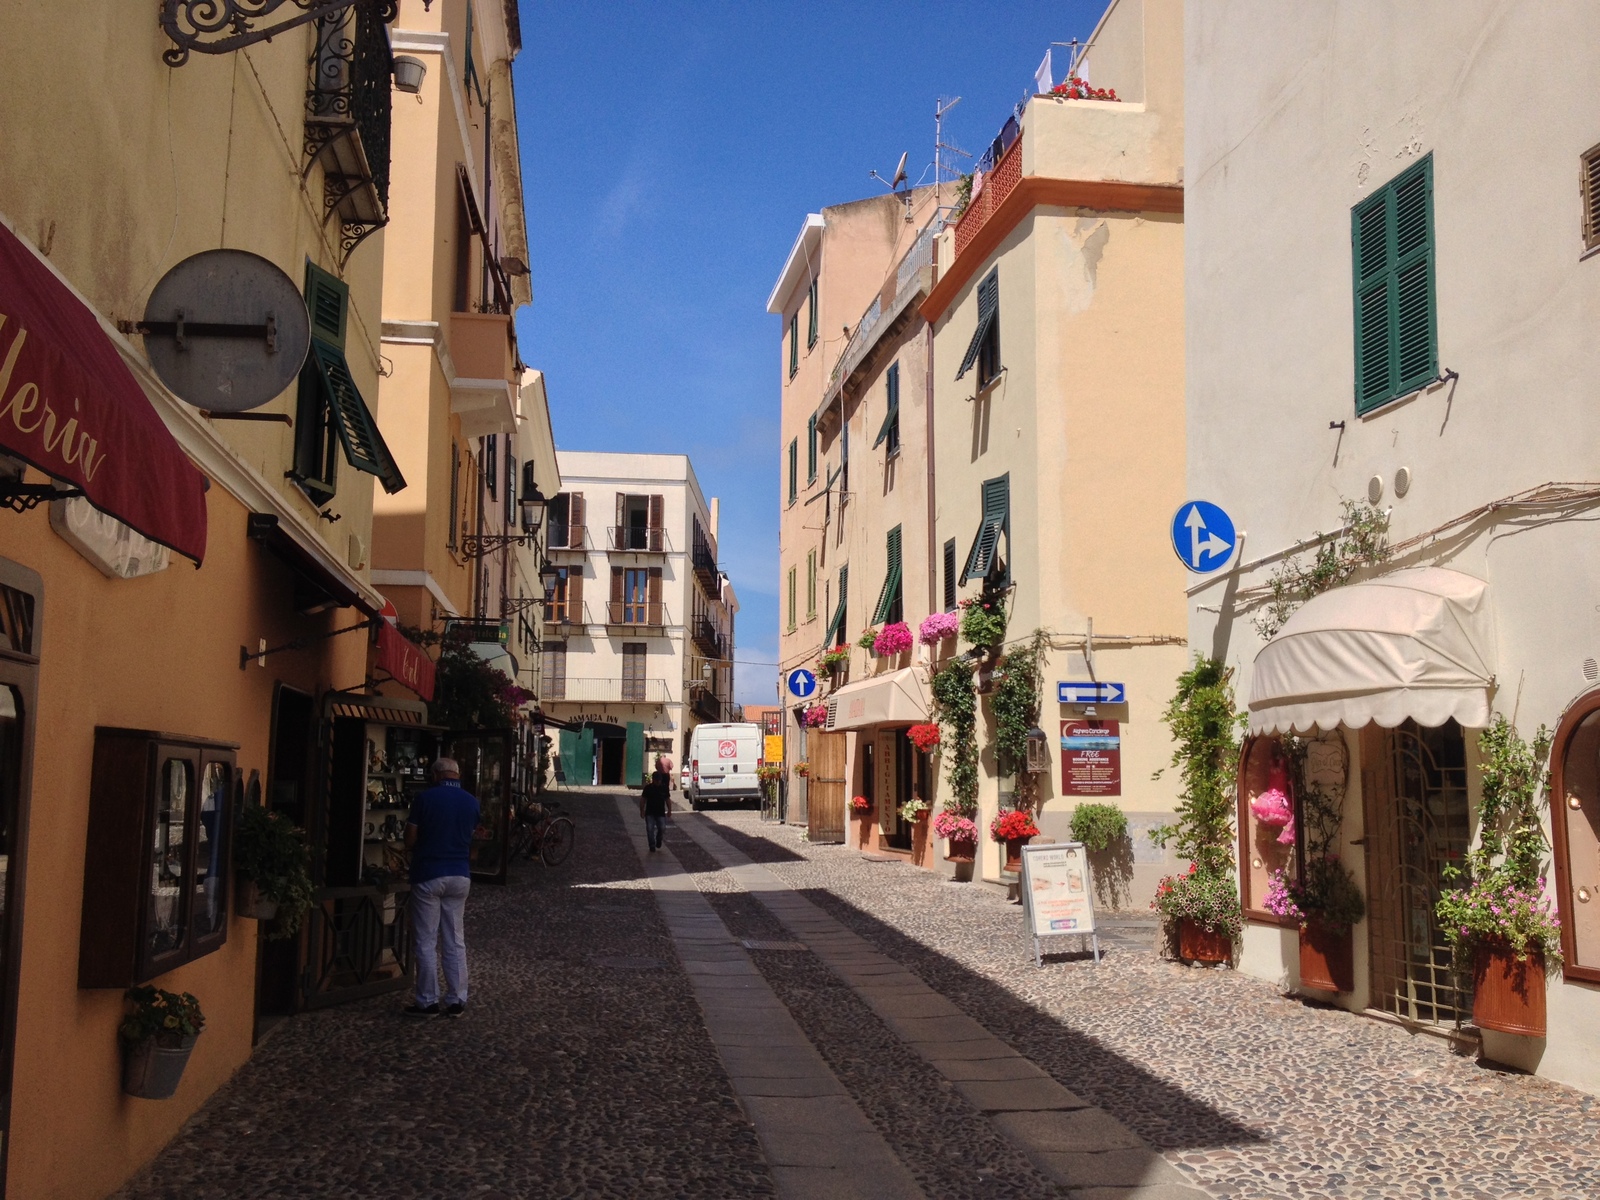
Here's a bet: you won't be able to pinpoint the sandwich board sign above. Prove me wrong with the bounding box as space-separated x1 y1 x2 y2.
1019 842 1100 967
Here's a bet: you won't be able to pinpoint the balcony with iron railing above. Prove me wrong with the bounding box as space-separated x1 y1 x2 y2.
605 601 669 629
690 686 725 724
542 601 591 632
607 525 670 554
546 522 587 552
692 539 718 592
542 677 670 704
692 614 727 661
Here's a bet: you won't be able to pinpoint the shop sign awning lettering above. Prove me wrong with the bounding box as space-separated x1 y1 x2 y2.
376 621 436 701
0 221 208 563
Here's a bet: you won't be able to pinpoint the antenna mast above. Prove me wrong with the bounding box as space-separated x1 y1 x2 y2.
934 96 970 192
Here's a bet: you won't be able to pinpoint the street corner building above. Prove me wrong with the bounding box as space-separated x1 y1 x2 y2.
1185 2 1600 1096
770 0 1191 902
0 2 547 1196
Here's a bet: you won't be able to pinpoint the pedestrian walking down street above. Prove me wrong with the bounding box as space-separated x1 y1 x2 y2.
404 756 480 1018
640 767 671 852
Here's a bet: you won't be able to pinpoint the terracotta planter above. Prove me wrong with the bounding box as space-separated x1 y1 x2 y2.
852 810 874 849
1473 943 1547 1037
1298 922 1355 993
122 1033 198 1100
1003 837 1027 873
236 878 278 922
945 835 977 863
1177 918 1232 965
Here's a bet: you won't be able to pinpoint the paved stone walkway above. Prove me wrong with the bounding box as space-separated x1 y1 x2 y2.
116 789 1600 1199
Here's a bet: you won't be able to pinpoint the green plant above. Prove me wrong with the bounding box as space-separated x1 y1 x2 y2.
1436 717 1561 963
817 648 850 672
1069 803 1128 853
1254 500 1390 640
233 802 316 939
857 627 879 651
951 172 973 217
404 626 531 730
1151 866 1241 938
958 591 1007 647
1151 657 1242 878
119 986 204 1047
993 629 1048 772
931 659 978 815
899 797 929 823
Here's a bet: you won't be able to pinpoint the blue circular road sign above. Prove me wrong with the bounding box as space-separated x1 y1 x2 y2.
1171 500 1237 573
787 668 818 699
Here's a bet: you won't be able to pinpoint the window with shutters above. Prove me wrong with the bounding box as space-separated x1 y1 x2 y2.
872 363 901 457
787 566 797 632
611 566 662 625
872 525 904 624
447 440 460 551
807 277 819 348
612 493 664 551
484 436 498 500
1582 144 1600 251
806 550 817 619
542 641 567 700
961 474 1010 586
548 491 585 550
942 538 957 611
788 313 799 378
291 262 407 502
824 564 849 647
957 269 1001 387
505 452 516 525
622 643 648 702
1352 155 1437 414
806 415 818 482
788 439 798 505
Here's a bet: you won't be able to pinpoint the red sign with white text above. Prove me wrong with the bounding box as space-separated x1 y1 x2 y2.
1060 719 1121 796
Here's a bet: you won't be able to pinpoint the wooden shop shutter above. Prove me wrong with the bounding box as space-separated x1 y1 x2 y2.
1352 155 1436 414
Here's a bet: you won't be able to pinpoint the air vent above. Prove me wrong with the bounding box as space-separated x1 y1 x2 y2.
1584 657 1598 684
1394 466 1412 497
825 698 838 730
1367 475 1384 504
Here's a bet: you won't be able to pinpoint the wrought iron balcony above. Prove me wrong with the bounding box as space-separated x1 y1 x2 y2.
543 677 669 704
607 525 670 553
692 615 727 660
692 539 719 592
605 602 667 629
691 687 725 724
542 601 591 631
304 0 394 266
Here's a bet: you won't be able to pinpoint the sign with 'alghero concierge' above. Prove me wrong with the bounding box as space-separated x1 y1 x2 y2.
1061 719 1120 796
0 222 208 562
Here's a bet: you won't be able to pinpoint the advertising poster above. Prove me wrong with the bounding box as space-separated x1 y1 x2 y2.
1020 843 1096 937
1061 719 1120 795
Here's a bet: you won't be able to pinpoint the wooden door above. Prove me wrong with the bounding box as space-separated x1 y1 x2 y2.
808 732 847 843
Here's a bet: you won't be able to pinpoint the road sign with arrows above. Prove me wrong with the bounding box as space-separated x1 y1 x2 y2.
1171 501 1237 573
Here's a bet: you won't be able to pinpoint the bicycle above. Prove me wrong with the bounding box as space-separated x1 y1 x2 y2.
509 795 575 867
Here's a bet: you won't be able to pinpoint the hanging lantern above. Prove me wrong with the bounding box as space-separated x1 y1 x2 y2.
1025 726 1050 774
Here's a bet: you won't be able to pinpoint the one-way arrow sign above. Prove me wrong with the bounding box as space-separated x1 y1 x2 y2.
1057 681 1126 705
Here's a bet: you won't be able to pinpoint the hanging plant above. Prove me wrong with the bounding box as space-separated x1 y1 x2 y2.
873 621 913 657
958 591 1007 648
801 704 829 728
1254 500 1390 641
918 611 960 645
1151 657 1242 879
906 723 942 752
794 761 811 778
857 627 880 651
816 648 850 673
1069 803 1128 854
931 659 978 816
405 627 531 731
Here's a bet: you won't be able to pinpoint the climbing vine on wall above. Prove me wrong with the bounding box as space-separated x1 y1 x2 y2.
1254 500 1391 641
1151 656 1242 878
932 659 978 816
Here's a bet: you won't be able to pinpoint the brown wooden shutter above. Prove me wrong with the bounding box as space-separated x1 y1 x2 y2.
569 492 585 549
567 568 583 623
648 494 664 551
615 493 626 551
647 567 663 626
610 566 624 623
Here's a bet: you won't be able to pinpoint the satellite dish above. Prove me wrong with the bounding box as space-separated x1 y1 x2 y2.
891 151 908 190
140 249 310 413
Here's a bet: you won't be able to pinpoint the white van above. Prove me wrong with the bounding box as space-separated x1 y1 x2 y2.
687 723 764 809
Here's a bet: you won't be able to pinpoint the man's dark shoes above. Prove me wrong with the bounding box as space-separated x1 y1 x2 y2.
443 1003 466 1019
403 1003 440 1019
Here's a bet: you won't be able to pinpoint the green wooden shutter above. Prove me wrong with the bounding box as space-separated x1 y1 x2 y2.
872 525 903 623
872 363 901 449
304 261 348 349
625 721 646 787
825 564 849 646
789 313 799 377
1353 156 1435 413
957 269 999 380
307 341 407 494
807 415 818 481
807 278 818 347
961 474 1009 584
788 438 798 502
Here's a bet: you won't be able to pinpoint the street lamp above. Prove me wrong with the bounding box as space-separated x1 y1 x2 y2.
519 483 547 535
538 560 561 602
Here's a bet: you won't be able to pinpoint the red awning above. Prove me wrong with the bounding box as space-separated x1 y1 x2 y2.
377 621 436 701
0 222 208 563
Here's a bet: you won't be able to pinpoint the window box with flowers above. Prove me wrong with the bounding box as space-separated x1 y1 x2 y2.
990 808 1039 873
907 723 942 753
120 986 204 1100
1050 76 1119 101
801 704 829 729
919 611 960 647
816 648 851 678
958 591 1007 649
857 627 880 653
873 621 913 659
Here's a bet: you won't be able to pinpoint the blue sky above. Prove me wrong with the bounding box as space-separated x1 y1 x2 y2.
511 0 1106 705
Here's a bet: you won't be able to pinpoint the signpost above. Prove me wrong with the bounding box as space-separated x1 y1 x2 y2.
787 668 818 699
1060 719 1120 795
1170 500 1237 573
1056 680 1125 705
1019 842 1099 966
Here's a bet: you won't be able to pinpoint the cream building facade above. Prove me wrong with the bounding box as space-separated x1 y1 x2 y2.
1186 0 1600 1096
923 0 1188 900
542 452 736 787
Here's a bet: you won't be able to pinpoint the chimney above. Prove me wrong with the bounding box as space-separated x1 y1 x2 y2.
709 497 719 541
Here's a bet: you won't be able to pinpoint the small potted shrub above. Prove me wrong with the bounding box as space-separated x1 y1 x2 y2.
857 627 880 654
816 648 850 678
873 621 913 659
233 801 315 937
850 794 874 848
958 592 1007 649
934 808 978 862
794 761 811 779
1069 802 1128 853
120 986 204 1100
1264 860 1365 992
1152 865 1240 965
918 611 959 646
990 807 1039 873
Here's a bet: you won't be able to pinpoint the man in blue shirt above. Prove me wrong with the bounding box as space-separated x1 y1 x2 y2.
404 756 480 1018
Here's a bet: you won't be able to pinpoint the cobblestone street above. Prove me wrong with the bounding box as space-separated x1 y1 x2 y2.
118 791 1600 1200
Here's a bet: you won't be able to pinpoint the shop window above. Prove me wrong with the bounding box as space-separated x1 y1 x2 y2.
79 730 237 987
1551 694 1600 981
1236 735 1298 924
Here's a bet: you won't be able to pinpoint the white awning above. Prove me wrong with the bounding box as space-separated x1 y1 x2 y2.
825 667 930 731
1247 567 1495 736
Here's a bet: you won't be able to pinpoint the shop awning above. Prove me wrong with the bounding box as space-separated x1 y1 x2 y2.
825 666 930 731
0 221 208 563
1247 567 1495 735
376 622 436 701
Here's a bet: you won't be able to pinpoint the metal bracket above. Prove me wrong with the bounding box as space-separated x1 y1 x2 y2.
458 532 535 560
159 1 398 68
0 481 84 514
240 616 374 670
138 309 279 352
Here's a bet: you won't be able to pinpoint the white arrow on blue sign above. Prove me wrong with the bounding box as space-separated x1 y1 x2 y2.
786 668 818 699
1057 681 1126 705
1171 500 1237 573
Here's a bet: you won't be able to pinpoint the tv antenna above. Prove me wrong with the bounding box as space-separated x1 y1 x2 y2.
935 96 971 193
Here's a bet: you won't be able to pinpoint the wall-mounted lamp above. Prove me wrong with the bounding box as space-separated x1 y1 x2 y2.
1025 726 1050 774
393 55 427 94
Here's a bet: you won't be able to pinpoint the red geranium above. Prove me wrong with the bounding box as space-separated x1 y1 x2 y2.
850 795 873 812
906 723 942 752
989 809 1040 843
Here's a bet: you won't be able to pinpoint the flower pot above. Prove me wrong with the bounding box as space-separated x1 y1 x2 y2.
945 835 977 863
1003 837 1027 873
121 1033 198 1100
1298 922 1354 993
1177 919 1232 965
235 878 278 922
1472 943 1547 1037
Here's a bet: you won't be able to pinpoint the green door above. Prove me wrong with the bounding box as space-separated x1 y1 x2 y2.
624 721 645 787
559 728 594 786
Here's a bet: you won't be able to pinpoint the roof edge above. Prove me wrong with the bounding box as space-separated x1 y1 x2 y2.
765 213 824 314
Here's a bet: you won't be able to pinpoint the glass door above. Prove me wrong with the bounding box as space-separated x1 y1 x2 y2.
448 731 512 884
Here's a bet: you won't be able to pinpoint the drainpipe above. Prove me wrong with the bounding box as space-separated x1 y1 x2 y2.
924 246 939 617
